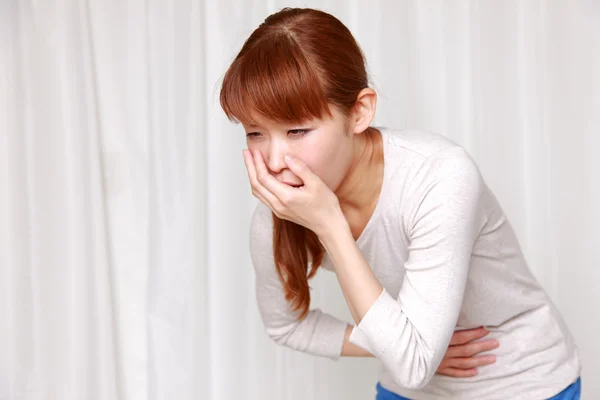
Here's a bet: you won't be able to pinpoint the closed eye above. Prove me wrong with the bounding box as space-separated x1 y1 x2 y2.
288 129 310 136
245 129 311 139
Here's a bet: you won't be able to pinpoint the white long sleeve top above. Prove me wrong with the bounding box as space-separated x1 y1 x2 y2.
249 127 581 400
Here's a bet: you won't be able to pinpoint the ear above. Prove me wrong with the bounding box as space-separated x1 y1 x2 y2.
350 88 377 134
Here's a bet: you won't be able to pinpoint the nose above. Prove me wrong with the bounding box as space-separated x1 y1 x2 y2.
265 140 288 174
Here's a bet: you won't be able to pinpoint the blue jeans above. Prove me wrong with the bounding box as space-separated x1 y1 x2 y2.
375 377 581 400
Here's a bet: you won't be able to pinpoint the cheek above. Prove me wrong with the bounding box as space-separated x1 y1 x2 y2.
246 142 268 164
246 142 261 153
298 142 349 189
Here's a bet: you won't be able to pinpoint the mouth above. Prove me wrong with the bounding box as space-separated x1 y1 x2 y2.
283 182 304 188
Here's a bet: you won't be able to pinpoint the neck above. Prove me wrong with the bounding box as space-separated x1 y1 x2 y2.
335 128 384 214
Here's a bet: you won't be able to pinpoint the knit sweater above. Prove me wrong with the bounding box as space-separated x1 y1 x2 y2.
249 127 581 400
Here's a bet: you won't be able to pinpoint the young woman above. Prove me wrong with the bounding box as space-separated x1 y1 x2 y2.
219 7 582 400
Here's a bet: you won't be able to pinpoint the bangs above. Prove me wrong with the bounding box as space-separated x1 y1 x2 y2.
220 33 333 126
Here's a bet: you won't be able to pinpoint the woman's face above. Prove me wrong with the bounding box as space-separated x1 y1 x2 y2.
242 105 356 192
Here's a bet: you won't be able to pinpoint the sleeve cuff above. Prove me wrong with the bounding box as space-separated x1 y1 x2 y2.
311 311 351 360
349 288 406 357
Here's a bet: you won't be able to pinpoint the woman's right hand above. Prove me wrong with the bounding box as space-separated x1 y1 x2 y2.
436 326 500 377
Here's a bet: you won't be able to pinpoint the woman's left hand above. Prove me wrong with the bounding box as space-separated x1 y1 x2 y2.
437 327 499 377
242 149 345 236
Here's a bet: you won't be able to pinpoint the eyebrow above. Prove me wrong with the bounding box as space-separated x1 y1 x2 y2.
245 122 312 130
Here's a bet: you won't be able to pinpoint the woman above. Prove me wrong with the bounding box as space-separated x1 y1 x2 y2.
219 7 582 400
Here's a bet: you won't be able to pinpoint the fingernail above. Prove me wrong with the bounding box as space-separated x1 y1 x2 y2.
285 155 295 163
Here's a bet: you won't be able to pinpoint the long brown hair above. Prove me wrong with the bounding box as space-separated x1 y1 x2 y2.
219 8 374 320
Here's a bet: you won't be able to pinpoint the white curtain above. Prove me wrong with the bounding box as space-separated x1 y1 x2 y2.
1 1 598 399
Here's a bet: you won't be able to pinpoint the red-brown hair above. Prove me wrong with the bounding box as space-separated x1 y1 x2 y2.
219 7 373 320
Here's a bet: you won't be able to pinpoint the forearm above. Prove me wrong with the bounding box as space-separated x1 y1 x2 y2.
340 324 375 357
318 216 384 325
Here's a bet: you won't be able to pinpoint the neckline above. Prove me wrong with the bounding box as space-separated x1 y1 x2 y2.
354 126 389 246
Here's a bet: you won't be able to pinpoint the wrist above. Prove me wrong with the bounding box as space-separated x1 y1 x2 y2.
316 212 352 247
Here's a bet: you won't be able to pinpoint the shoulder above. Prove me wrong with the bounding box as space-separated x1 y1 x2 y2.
418 146 483 185
407 146 485 212
380 127 483 188
249 202 275 264
380 127 463 160
407 146 488 234
382 131 487 229
250 201 273 235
